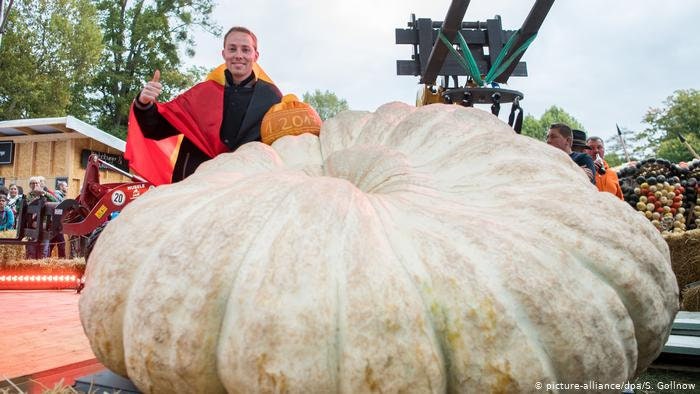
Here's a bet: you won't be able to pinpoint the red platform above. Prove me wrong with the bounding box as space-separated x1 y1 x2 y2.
0 290 99 392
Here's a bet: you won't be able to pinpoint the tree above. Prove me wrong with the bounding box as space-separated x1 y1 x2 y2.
656 133 700 163
520 106 585 141
0 0 102 120
638 89 700 163
302 89 349 121
88 0 220 138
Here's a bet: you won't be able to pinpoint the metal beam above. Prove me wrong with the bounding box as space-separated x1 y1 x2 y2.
492 0 555 83
397 59 527 77
421 0 470 85
0 0 15 49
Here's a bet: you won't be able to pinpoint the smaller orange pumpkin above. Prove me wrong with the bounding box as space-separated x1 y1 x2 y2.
261 94 322 145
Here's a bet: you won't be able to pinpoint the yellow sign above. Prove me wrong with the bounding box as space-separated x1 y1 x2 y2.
95 205 108 219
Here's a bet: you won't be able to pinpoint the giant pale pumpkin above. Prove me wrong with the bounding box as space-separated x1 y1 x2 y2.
80 103 678 393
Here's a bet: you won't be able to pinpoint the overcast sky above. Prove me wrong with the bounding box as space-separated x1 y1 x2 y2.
183 0 700 143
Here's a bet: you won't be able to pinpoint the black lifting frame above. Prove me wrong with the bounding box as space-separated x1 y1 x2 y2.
396 0 554 132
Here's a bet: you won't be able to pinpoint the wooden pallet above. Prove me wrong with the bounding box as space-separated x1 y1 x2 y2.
663 311 700 356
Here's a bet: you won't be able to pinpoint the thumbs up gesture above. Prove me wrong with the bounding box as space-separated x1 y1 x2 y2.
138 70 162 106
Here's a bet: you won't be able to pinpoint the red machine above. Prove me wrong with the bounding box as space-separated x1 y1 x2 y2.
0 154 153 258
57 154 154 257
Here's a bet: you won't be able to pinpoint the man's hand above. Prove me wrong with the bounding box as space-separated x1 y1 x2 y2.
138 70 162 105
593 158 604 172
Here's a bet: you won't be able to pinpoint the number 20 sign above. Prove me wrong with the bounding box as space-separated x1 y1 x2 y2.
111 190 126 206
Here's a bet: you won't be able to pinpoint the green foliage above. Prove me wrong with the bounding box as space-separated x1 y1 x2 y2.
88 0 220 138
520 106 584 142
656 133 700 163
302 89 349 121
604 152 623 168
0 0 102 120
520 114 545 141
637 89 700 162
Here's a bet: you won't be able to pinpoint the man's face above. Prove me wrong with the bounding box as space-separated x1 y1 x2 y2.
0 197 6 209
60 183 68 192
221 31 258 83
546 128 571 153
588 139 605 159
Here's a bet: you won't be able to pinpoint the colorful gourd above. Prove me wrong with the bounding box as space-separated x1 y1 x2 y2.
80 102 678 393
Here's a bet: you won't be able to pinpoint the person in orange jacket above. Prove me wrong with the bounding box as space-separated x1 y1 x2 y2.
586 136 624 200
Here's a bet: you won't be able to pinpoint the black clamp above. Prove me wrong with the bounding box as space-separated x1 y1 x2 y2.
508 96 523 134
490 92 501 116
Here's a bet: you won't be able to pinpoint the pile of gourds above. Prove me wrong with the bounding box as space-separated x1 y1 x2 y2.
619 158 700 233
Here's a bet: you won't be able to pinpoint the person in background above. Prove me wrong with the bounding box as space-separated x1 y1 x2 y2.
546 123 596 185
7 183 22 227
48 181 68 257
38 176 59 200
8 183 21 212
0 194 15 231
586 136 624 200
55 181 68 201
571 129 591 153
25 176 57 259
570 129 595 181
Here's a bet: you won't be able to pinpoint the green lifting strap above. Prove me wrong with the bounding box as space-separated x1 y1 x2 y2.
438 31 482 86
485 31 538 84
437 29 538 87
455 31 484 86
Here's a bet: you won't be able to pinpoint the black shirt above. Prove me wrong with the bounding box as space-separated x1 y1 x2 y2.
132 71 282 182
220 72 255 149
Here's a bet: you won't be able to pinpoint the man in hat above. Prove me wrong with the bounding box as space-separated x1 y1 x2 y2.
571 129 591 153
586 136 623 199
546 124 596 185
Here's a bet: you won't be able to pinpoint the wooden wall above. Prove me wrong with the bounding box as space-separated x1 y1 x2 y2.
0 137 130 198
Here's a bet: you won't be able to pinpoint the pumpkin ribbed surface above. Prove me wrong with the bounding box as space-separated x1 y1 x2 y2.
80 102 678 393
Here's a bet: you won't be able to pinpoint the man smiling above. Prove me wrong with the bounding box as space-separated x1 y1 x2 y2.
128 26 282 184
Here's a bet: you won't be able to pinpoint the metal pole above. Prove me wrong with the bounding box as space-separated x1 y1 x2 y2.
676 131 700 160
0 0 14 49
96 157 149 183
0 0 5 49
616 124 631 163
421 0 471 85
492 0 555 83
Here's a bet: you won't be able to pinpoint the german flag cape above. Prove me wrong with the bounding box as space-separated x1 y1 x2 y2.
125 64 274 185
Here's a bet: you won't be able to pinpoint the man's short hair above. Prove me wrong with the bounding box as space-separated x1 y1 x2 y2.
549 123 572 139
223 26 258 50
587 136 604 146
0 194 8 201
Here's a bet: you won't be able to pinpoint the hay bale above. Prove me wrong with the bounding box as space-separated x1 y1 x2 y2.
0 230 75 262
1 257 86 272
0 229 26 261
681 283 700 312
664 229 700 297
